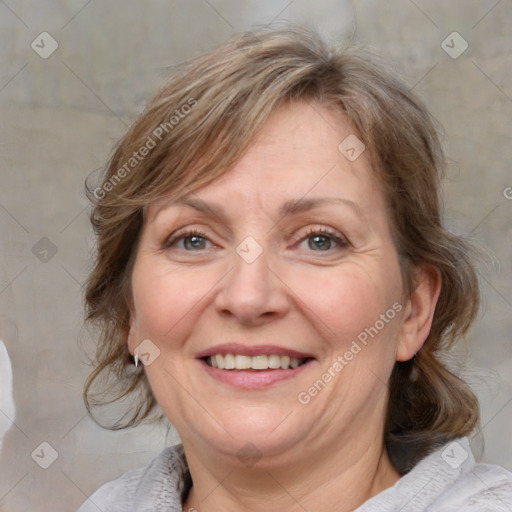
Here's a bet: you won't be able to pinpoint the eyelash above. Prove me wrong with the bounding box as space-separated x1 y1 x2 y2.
165 229 209 249
291 227 349 249
165 227 349 252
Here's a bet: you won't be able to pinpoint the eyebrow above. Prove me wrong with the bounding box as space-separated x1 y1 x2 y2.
278 197 365 219
156 195 365 224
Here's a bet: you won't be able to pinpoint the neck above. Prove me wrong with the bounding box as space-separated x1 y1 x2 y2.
182 435 400 512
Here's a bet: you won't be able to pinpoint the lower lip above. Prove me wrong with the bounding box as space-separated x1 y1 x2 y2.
199 360 314 389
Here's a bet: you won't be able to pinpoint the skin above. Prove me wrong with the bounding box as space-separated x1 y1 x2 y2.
127 100 441 512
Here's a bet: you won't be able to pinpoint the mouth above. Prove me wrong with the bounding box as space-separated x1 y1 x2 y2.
196 344 316 388
204 354 313 370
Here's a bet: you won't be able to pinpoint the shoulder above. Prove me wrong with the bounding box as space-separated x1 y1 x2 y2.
436 456 512 511
358 438 512 512
77 444 190 512
411 438 512 511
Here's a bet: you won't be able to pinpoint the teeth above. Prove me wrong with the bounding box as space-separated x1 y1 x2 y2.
223 353 235 369
268 355 281 369
252 355 268 370
207 354 308 370
290 358 300 369
235 354 252 369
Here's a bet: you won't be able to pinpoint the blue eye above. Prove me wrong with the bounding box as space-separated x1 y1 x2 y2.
183 235 207 250
308 234 333 251
165 230 210 251
165 227 348 254
298 228 348 252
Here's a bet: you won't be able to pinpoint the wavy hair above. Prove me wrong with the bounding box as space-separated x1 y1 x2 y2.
83 26 480 473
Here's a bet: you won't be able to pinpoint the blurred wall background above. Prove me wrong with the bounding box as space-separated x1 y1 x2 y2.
0 1 511 510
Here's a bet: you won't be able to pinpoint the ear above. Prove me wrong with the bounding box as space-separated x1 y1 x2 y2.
127 316 138 357
396 264 441 362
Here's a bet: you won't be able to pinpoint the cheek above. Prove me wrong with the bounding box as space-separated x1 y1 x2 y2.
130 262 217 349
286 265 399 346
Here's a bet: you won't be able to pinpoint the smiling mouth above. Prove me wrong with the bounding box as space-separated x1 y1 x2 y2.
204 354 313 370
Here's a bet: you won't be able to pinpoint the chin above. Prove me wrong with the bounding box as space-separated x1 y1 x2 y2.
187 407 309 466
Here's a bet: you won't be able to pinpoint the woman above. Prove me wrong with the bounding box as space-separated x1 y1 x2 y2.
79 27 512 511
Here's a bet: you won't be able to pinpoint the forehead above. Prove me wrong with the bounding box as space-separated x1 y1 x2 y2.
147 100 382 218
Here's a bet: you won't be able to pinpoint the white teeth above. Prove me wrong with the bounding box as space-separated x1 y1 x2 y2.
235 354 252 369
223 353 235 369
268 355 281 369
252 355 268 370
206 354 308 370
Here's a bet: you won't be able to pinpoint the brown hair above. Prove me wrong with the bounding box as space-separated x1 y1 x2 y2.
83 25 480 473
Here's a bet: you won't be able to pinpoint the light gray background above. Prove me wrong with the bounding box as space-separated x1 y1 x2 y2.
0 1 511 511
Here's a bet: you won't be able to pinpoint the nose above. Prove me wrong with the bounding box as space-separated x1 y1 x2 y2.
214 246 290 326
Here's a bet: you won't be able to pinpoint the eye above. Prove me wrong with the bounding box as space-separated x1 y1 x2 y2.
164 227 348 253
295 227 349 252
165 229 212 251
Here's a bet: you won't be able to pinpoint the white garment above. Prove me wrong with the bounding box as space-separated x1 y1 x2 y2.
0 340 15 455
78 437 512 511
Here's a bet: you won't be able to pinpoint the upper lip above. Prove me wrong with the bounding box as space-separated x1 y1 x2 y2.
196 343 316 360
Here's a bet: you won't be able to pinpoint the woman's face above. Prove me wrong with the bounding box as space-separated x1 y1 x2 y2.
128 101 419 465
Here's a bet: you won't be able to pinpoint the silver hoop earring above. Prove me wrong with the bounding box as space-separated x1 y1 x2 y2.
134 353 139 368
